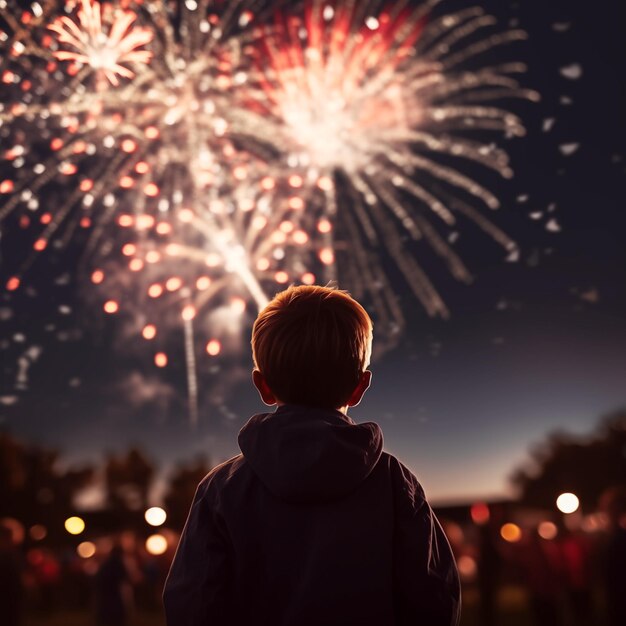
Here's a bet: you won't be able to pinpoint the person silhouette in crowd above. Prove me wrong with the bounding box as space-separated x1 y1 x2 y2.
601 486 626 626
0 524 22 626
95 543 130 626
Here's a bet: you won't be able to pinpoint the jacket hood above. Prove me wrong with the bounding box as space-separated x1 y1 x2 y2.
238 405 383 504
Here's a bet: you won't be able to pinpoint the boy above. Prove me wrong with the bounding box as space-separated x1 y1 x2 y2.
164 285 461 625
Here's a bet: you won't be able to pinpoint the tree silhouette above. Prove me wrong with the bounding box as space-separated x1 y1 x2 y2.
510 409 626 511
0 432 93 538
163 456 212 531
104 447 154 513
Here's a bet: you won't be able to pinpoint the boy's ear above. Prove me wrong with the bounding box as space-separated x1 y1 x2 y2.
346 370 372 408
252 370 278 406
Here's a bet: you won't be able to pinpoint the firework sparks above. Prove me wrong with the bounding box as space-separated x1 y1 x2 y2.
48 0 153 86
0 0 267 286
1 0 539 422
245 0 539 324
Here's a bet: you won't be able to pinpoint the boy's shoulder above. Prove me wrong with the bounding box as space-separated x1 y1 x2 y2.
196 450 428 509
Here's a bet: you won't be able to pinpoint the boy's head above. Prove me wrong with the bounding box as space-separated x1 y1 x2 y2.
251 285 373 410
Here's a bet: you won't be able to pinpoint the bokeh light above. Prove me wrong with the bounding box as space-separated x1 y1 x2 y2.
144 507 167 527
145 533 168 556
556 492 580 514
537 521 558 540
76 541 96 558
64 516 85 535
500 523 522 543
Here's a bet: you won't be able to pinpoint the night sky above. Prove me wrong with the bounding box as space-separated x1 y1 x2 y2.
1 0 625 504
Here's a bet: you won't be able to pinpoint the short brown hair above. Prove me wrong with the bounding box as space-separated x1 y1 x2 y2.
251 285 373 408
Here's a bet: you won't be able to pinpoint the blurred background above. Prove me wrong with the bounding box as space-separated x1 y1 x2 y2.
1 0 625 624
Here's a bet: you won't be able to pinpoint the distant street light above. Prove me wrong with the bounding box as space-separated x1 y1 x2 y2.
556 492 580 514
64 516 85 535
145 507 167 527
145 534 168 555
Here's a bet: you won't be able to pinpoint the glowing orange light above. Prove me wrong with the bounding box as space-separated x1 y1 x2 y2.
301 272 316 285
60 163 77 175
144 507 167 527
119 175 134 188
103 300 119 314
319 248 334 265
72 140 87 154
154 353 168 367
500 523 522 543
272 231 287 244
457 555 477 580
279 220 294 233
233 165 247 180
129 258 144 271
148 284 163 298
80 179 93 192
317 176 333 191
166 277 182 291
6 276 20 291
77 541 96 559
135 215 155 230
318 219 332 233
142 325 157 340
145 251 160 264
64 516 85 535
145 534 168 555
537 521 558 540
181 305 196 321
196 276 211 290
144 183 159 197
40 213 52 225
206 340 221 356
166 244 181 257
145 126 159 139
0 180 14 193
33 238 47 251
118 215 134 227
156 222 171 235
135 161 150 174
256 258 270 271
122 243 136 256
91 270 104 284
275 271 289 284
121 139 137 153
288 197 305 210
292 230 308 244
288 174 303 188
260 176 275 191
50 138 64 151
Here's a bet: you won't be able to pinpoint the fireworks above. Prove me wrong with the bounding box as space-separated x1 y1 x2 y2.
1 0 538 420
48 0 153 86
247 0 539 322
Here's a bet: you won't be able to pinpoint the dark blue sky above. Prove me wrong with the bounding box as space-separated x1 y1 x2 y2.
1 0 625 503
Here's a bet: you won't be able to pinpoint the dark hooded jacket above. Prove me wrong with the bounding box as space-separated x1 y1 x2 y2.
163 405 460 626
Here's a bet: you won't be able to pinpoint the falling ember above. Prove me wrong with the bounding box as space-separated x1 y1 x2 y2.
154 352 168 367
